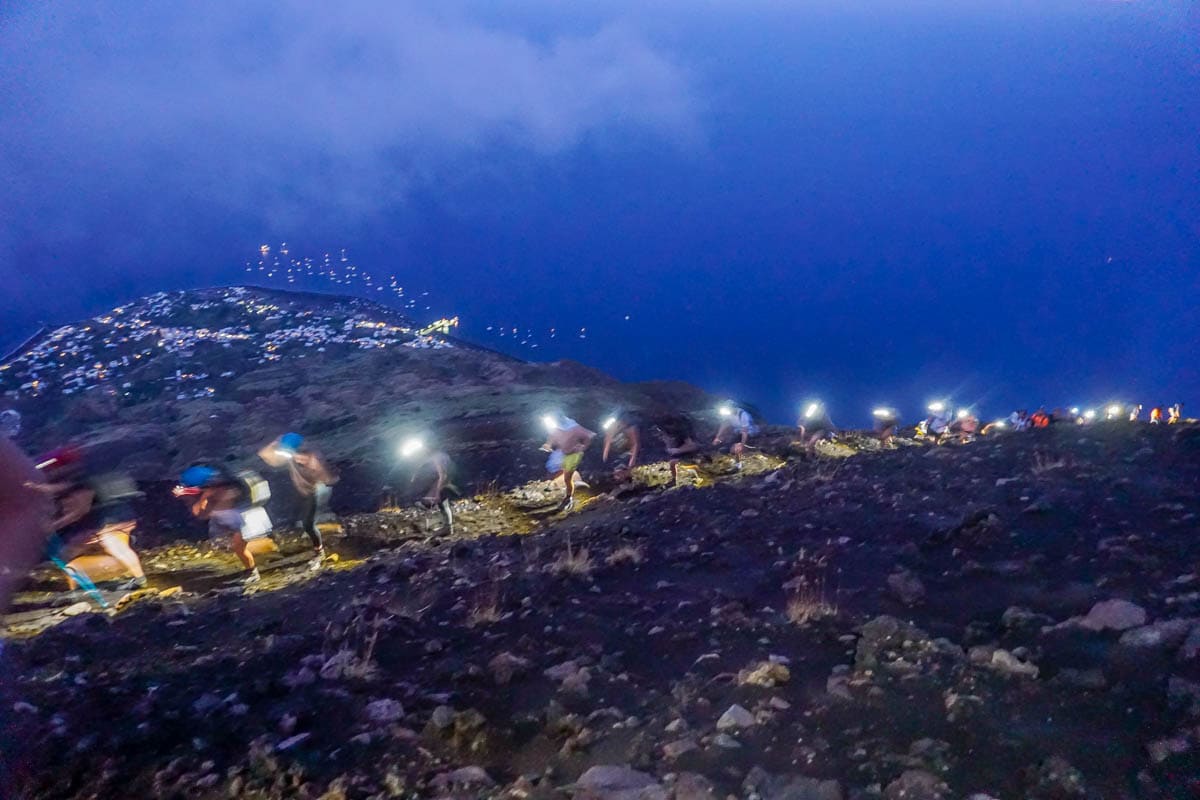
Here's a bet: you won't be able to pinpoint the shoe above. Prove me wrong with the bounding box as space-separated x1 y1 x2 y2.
243 568 261 585
557 497 575 513
116 576 147 591
307 550 325 572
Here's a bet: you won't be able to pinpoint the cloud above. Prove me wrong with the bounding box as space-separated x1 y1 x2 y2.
0 1 701 240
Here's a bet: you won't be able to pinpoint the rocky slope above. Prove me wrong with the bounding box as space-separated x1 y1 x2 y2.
1 285 717 542
4 423 1199 799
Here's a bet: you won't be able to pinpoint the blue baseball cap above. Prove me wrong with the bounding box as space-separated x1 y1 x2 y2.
279 432 304 452
180 465 218 488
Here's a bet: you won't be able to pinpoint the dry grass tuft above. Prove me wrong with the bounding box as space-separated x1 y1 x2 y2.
784 548 838 625
547 535 594 578
1031 453 1067 476
785 590 837 625
606 544 646 567
467 598 503 627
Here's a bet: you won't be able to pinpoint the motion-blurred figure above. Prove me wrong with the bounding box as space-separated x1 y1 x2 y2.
872 408 900 446
175 465 272 584
541 414 595 512
797 402 836 454
1008 409 1030 431
1128 404 1143 422
33 447 146 590
653 415 702 486
602 411 643 481
259 432 337 570
0 412 53 611
399 437 457 534
1168 403 1183 424
948 410 979 443
1150 406 1163 424
713 403 758 470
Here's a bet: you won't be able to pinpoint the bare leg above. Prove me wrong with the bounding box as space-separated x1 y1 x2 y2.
232 532 255 570
98 530 144 579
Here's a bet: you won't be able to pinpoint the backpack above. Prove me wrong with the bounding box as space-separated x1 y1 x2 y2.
235 470 271 506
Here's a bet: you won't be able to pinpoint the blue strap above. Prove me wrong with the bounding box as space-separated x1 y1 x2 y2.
45 534 108 609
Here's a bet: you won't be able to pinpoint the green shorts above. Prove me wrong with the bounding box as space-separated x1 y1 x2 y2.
562 452 583 473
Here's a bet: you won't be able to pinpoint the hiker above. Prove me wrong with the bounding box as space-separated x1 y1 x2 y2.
0 417 52 611
653 415 702 486
32 447 146 590
1008 409 1030 431
1029 408 1051 429
541 414 595 512
602 411 644 480
1149 406 1163 424
1168 403 1183 424
873 408 900 446
713 403 758 469
1128 404 1143 423
399 437 457 534
258 432 337 570
920 403 951 440
797 402 836 453
948 409 979 443
174 465 272 584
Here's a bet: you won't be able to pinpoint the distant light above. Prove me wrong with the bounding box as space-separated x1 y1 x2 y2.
1106 404 1122 418
928 401 946 413
804 402 820 420
873 408 894 418
399 437 424 459
1070 407 1080 416
956 408 970 420
1084 409 1097 420
994 420 1007 429
602 417 616 431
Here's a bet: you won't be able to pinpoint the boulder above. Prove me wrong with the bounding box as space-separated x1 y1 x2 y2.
1078 600 1147 632
883 769 948 800
1118 619 1193 651
573 765 667 800
715 704 756 731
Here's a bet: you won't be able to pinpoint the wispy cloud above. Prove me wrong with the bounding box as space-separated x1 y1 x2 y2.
0 1 700 241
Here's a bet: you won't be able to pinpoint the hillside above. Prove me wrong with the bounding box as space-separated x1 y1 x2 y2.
1 286 718 537
3 423 1200 799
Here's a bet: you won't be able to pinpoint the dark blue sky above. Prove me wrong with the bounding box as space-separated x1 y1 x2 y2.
2 1 1197 422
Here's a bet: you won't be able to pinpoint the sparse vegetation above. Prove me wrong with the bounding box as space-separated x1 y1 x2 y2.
786 590 837 625
466 578 504 627
546 535 594 578
784 548 838 624
1031 452 1068 475
320 612 382 680
606 544 645 567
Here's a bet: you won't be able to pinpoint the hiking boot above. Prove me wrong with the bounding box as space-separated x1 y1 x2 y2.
243 568 261 585
557 497 575 513
116 576 147 591
307 549 325 572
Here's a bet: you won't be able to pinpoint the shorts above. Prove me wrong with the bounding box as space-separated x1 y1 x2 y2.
209 509 244 537
81 520 136 547
561 452 583 473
